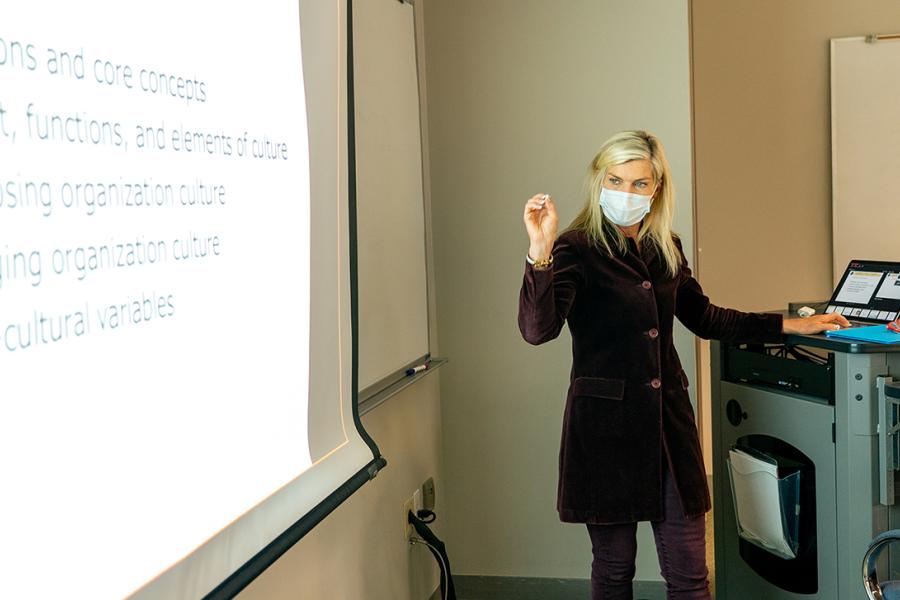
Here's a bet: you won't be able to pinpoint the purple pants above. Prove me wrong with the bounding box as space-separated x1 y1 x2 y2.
585 463 711 600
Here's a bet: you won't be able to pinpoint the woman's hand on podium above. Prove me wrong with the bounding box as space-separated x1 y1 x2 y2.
523 193 558 261
782 312 851 335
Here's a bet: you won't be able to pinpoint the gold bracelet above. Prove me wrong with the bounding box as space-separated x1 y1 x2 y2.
532 255 553 270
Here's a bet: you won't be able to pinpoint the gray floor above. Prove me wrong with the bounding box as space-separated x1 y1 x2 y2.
453 577 666 600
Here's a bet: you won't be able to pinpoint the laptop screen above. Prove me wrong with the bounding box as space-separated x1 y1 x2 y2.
825 260 900 323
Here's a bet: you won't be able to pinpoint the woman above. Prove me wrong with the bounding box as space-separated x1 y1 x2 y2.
517 130 848 600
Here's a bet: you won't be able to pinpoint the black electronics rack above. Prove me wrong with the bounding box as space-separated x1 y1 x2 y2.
723 342 835 404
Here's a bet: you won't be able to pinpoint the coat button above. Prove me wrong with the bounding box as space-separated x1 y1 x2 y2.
648 328 659 339
650 378 661 389
641 280 652 289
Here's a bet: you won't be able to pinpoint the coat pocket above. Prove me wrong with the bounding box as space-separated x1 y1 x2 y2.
571 376 625 401
567 377 626 443
679 369 690 390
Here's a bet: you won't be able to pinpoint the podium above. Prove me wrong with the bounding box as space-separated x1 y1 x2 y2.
712 326 900 599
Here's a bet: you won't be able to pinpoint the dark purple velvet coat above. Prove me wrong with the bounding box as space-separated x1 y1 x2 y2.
518 230 783 524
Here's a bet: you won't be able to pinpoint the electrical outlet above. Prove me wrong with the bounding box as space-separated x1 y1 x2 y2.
402 496 414 541
422 477 435 511
413 488 423 514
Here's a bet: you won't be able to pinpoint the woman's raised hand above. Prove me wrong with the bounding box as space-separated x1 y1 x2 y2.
523 193 558 261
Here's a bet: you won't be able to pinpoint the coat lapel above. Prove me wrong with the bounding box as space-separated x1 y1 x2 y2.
623 238 652 280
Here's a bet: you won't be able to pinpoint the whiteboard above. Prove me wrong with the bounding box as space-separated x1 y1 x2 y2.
354 0 430 392
831 35 900 283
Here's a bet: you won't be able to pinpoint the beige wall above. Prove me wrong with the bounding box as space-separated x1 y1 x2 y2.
690 0 900 474
237 375 445 600
691 0 900 310
425 0 693 582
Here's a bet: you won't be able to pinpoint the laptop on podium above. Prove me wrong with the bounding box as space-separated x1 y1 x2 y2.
824 259 900 328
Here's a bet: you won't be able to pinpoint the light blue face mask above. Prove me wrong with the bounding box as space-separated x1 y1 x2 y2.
598 186 654 226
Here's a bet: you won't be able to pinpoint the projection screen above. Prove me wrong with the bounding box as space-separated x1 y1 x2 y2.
0 1 384 598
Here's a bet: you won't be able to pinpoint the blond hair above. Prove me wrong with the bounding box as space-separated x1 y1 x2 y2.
564 130 682 278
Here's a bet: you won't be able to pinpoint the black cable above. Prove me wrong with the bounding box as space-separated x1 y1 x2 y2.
408 510 456 600
410 538 448 600
787 345 828 365
791 345 826 360
765 343 827 365
416 509 437 523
